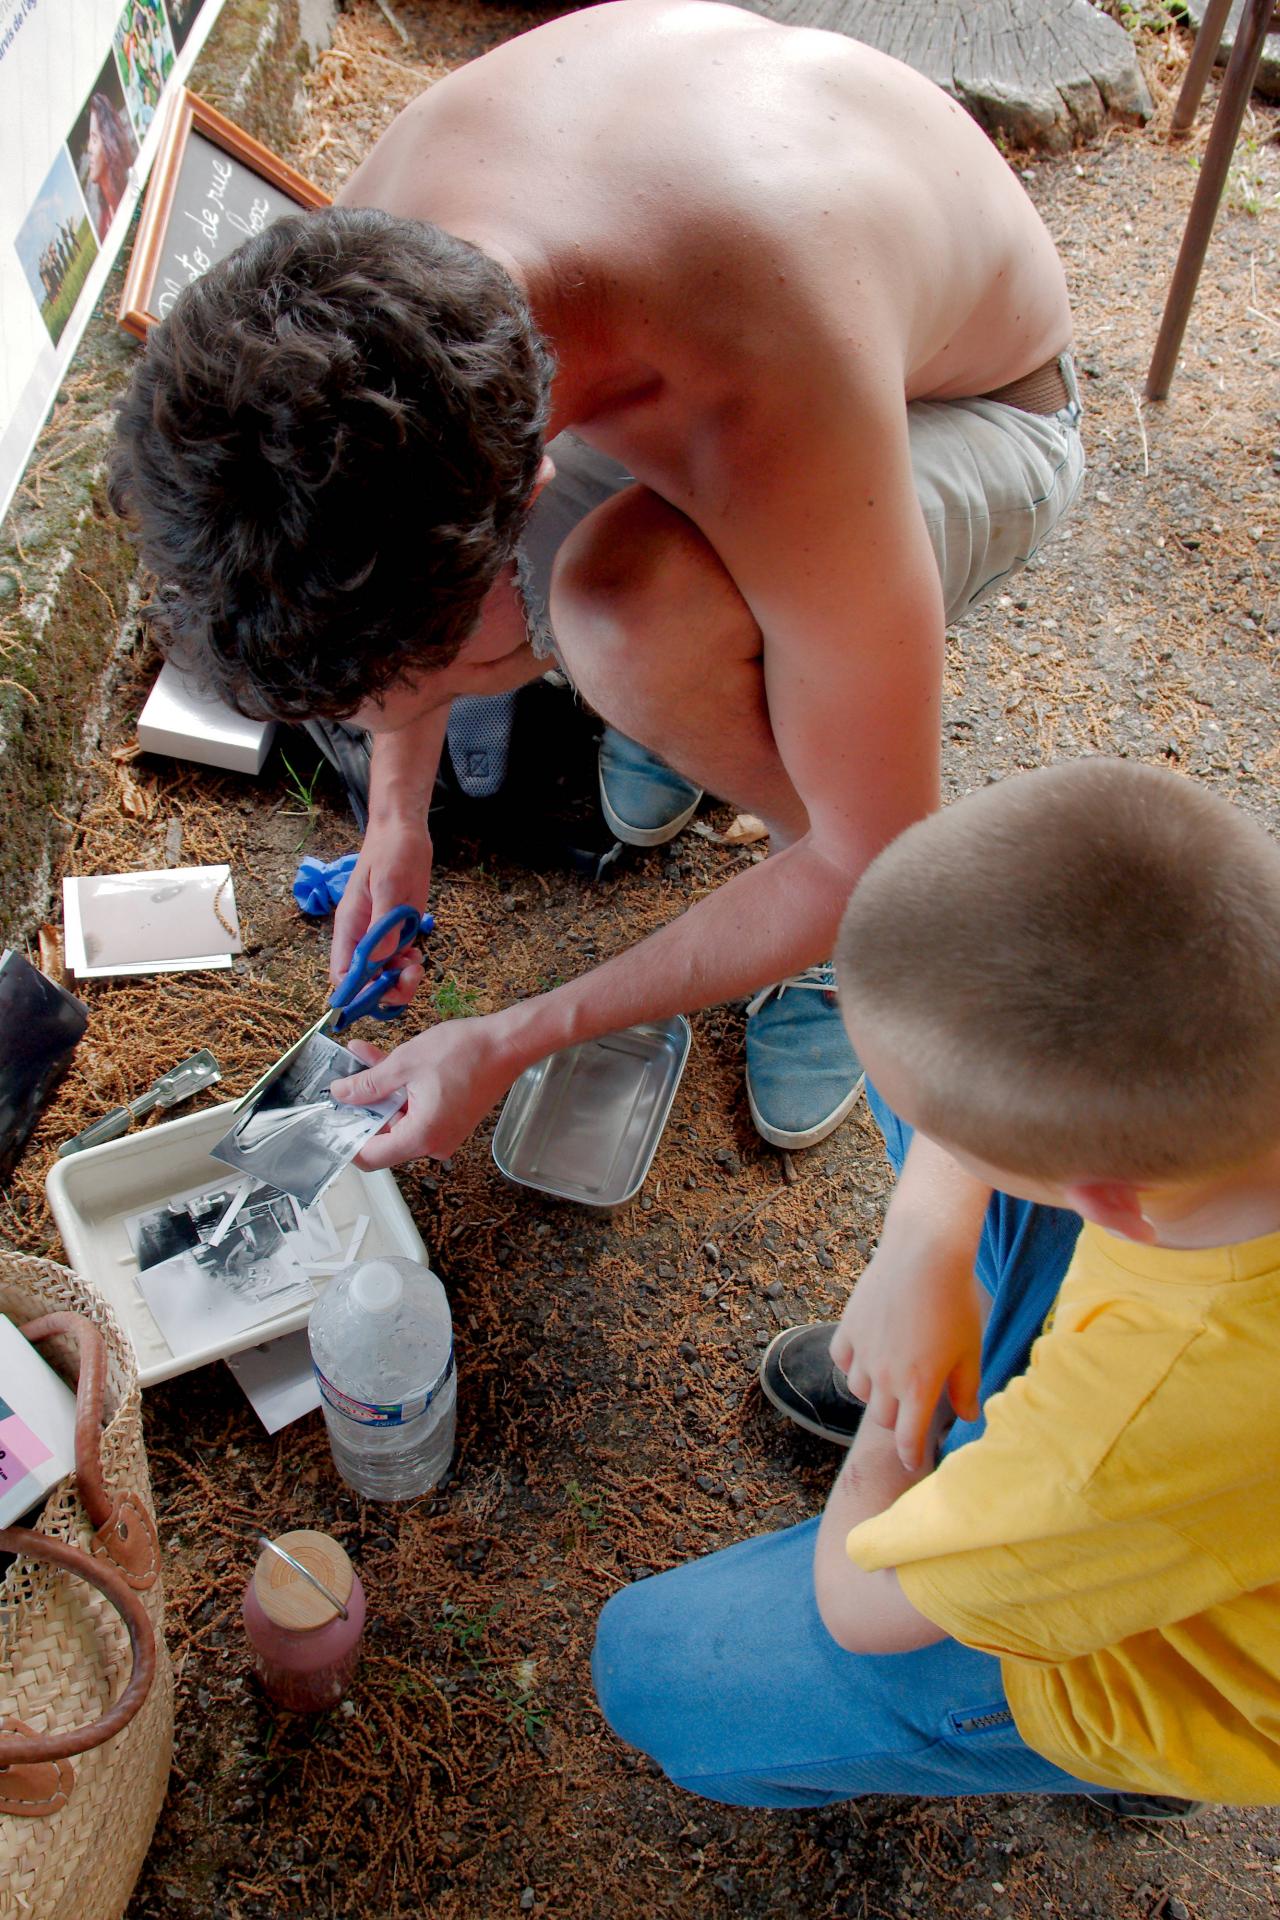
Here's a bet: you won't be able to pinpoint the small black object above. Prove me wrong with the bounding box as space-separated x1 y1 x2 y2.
0 949 88 1183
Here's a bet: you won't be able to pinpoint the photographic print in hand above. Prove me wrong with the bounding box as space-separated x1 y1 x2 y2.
210 1031 405 1209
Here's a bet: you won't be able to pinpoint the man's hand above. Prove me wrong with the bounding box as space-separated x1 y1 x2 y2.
331 1018 517 1167
330 813 434 1011
830 1133 990 1471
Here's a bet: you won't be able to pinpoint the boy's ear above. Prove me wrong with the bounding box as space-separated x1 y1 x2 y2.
1062 1180 1156 1245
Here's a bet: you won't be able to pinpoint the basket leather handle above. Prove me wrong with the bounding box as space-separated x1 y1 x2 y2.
0 1526 157 1784
20 1312 160 1590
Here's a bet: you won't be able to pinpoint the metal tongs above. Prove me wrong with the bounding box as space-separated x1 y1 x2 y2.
57 1049 222 1157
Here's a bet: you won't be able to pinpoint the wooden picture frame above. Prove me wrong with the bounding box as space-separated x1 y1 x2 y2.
118 89 330 339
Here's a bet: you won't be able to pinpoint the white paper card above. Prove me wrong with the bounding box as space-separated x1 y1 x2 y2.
0 1317 79 1526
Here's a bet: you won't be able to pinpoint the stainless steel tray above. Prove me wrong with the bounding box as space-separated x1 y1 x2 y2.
491 1015 691 1207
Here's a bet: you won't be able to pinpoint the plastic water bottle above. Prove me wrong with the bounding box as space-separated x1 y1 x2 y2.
308 1257 456 1502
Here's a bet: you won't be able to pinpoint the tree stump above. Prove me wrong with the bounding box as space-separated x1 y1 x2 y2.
1183 0 1280 101
736 0 1154 150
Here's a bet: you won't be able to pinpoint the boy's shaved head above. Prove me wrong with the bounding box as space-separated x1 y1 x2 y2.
836 760 1280 1183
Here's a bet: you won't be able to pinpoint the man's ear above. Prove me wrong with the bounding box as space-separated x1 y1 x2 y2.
531 453 556 500
1062 1180 1156 1244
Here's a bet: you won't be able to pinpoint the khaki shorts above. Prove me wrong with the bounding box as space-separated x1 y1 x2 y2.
522 354 1084 639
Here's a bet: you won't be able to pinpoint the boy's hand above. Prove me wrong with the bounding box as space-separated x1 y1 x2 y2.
830 1250 983 1471
829 1130 991 1470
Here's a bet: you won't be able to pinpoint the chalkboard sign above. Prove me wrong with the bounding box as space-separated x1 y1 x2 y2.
118 90 329 339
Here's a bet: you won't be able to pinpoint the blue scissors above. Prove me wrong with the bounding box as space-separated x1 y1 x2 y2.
329 904 434 1031
233 904 433 1112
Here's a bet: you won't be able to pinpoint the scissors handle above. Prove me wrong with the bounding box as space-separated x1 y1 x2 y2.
330 904 432 1031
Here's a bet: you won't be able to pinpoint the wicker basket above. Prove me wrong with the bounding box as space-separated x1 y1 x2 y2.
0 1254 173 1920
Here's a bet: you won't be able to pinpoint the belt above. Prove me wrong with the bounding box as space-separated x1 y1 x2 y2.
981 355 1072 416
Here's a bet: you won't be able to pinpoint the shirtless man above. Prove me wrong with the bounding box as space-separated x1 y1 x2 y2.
110 0 1082 1164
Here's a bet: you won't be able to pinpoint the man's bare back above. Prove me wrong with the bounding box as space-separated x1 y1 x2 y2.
343 0 1071 482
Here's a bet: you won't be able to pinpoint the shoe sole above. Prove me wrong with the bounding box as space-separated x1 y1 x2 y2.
598 769 704 848
746 1072 866 1151
759 1329 858 1446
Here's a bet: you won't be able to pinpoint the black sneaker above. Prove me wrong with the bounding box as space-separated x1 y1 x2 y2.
759 1323 865 1445
1084 1791 1208 1821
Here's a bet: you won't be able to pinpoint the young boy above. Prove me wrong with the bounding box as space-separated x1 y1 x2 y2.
592 759 1280 1808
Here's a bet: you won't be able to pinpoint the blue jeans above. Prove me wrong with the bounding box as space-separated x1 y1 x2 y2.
591 1085 1093 1806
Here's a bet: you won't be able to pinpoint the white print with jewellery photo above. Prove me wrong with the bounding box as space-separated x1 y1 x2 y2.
61 864 241 977
210 1031 405 1210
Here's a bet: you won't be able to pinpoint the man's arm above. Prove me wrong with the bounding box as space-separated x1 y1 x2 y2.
336 323 944 1156
814 1412 946 1653
330 705 449 1009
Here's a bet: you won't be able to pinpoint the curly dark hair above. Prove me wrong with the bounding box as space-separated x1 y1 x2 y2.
110 208 554 720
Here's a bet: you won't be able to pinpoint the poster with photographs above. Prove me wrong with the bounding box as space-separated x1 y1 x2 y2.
127 1178 315 1363
3 0 230 527
69 52 140 244
211 1032 405 1210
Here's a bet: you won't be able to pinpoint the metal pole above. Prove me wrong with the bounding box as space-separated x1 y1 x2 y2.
1145 0 1275 400
1171 0 1237 133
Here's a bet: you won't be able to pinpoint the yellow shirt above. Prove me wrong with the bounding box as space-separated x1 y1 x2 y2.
848 1222 1280 1802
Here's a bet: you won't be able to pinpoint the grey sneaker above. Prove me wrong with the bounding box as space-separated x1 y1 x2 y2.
760 1323 865 1446
598 727 703 847
744 964 866 1149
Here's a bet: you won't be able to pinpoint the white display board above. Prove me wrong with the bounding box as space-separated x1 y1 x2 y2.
0 0 228 528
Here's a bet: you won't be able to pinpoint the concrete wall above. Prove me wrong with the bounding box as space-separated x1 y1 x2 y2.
0 0 336 940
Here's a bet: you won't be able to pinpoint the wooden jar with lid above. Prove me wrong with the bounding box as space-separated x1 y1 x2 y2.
242 1528 366 1712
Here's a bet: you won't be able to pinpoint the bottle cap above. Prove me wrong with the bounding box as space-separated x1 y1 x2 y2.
351 1260 403 1314
253 1528 355 1632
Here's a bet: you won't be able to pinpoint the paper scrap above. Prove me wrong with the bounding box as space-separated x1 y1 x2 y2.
225 1331 320 1435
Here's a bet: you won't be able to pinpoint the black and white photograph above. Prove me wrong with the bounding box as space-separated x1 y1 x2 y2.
126 1178 316 1363
210 1030 405 1209
161 0 207 53
61 863 241 977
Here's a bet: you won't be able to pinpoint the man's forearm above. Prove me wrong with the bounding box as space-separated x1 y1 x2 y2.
491 830 857 1071
884 1133 993 1254
368 704 451 823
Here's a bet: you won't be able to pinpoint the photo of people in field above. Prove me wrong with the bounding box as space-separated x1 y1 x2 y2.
13 147 99 346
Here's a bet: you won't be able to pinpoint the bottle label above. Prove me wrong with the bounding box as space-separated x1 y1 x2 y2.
313 1346 455 1427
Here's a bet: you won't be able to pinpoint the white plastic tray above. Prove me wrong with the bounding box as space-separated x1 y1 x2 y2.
45 1102 427 1386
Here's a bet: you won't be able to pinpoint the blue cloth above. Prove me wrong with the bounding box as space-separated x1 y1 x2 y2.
591 1084 1091 1806
293 852 360 917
